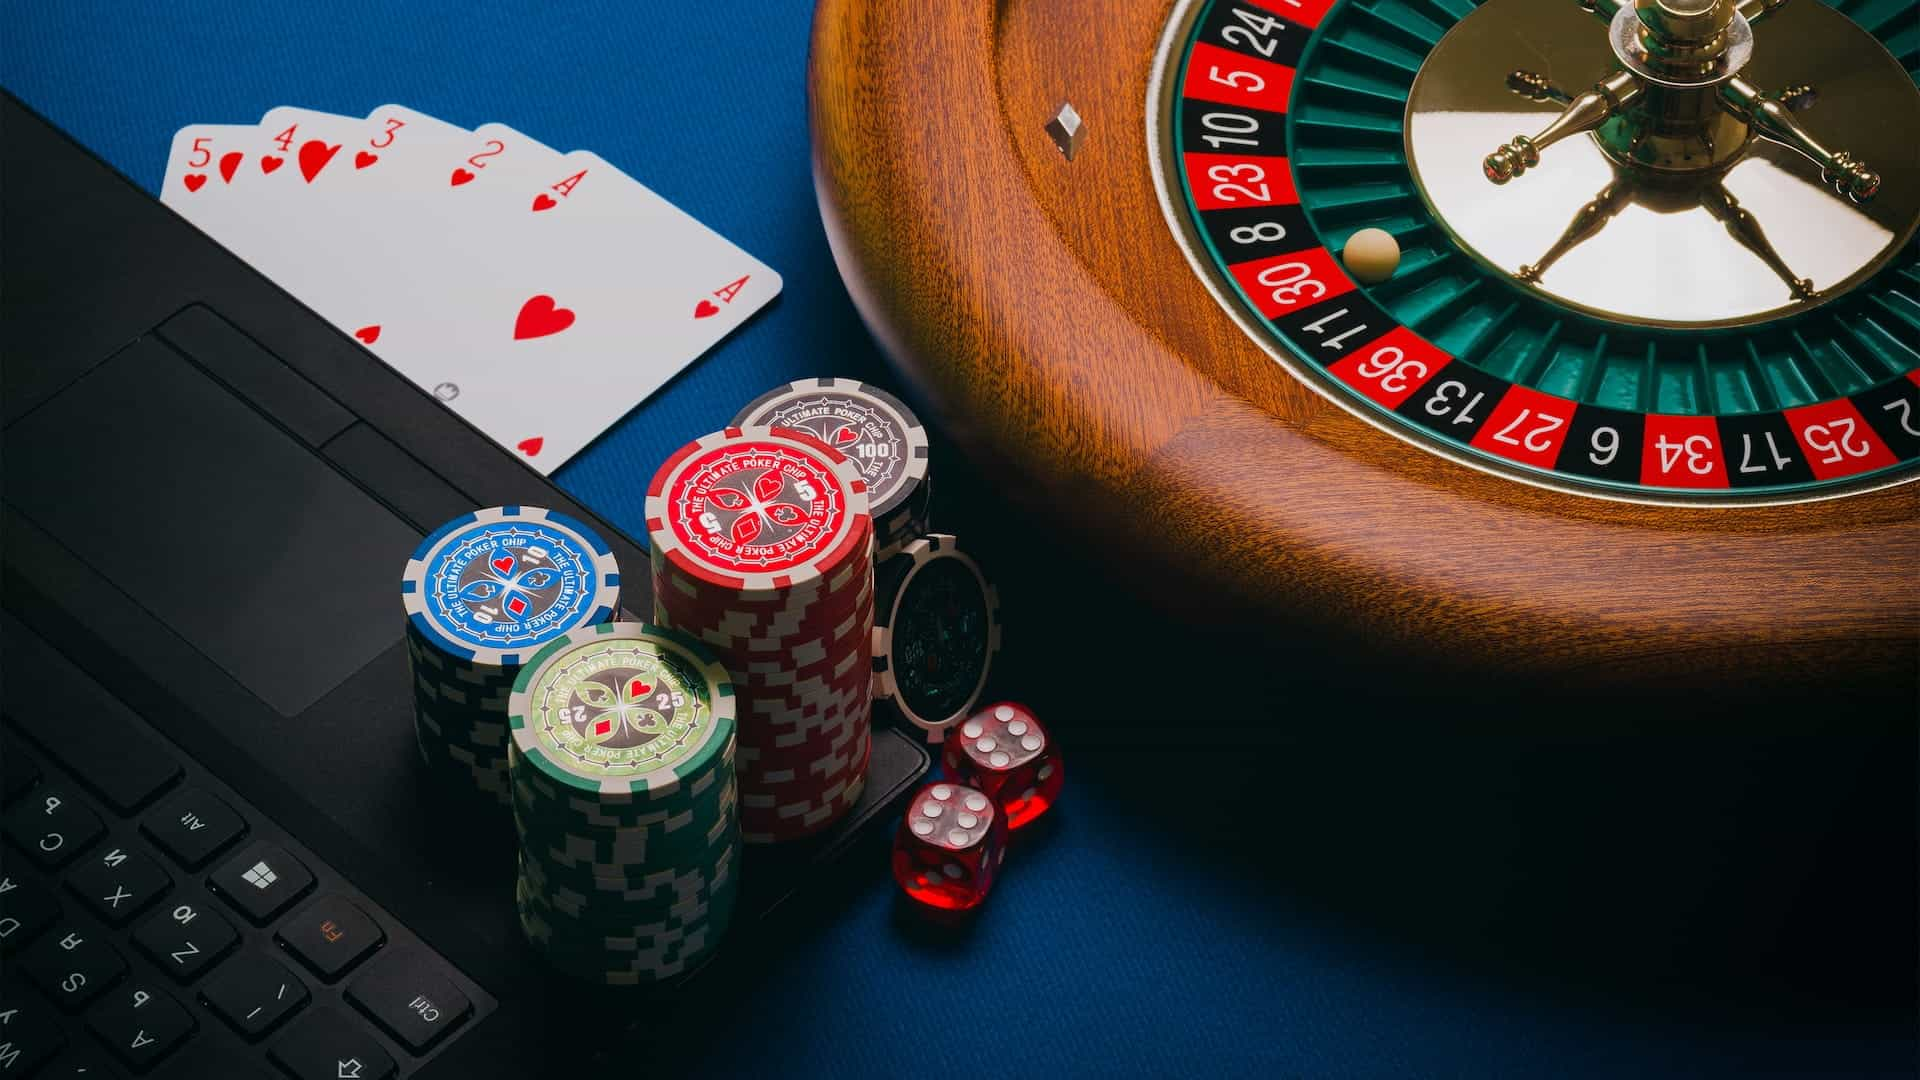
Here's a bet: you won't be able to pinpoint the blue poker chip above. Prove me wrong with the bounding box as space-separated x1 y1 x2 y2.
401 506 622 670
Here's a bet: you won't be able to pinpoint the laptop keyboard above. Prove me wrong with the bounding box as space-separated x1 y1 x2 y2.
1 655 489 1078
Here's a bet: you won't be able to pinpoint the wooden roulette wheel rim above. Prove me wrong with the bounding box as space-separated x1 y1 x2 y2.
807 0 1919 686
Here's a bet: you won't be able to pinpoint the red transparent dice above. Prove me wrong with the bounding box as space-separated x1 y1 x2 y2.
941 701 1062 829
891 782 1007 912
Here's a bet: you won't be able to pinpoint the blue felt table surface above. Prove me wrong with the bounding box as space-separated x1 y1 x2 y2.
5 3 1912 1076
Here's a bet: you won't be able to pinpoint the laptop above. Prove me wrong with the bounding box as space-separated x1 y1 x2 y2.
0 91 928 1078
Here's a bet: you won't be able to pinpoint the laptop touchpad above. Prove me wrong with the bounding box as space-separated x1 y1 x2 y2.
3 335 420 716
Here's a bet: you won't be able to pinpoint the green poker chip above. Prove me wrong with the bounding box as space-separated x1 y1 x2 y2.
507 621 742 984
508 622 735 801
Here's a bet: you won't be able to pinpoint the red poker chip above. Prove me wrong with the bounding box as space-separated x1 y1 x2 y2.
741 730 867 782
740 707 863 752
649 537 873 623
739 733 864 782
645 426 872 596
743 672 871 723
656 568 876 638
675 593 873 658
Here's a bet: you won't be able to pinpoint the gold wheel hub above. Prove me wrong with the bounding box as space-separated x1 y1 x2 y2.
1404 0 1920 329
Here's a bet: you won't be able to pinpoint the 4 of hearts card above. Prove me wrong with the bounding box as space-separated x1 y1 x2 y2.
161 104 781 473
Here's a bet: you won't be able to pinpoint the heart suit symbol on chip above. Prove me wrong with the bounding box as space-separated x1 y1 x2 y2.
182 174 207 193
297 140 340 183
513 295 575 340
693 300 719 319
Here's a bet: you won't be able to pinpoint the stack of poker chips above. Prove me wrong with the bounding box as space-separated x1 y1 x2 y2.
732 378 931 558
871 533 1002 744
508 622 741 985
401 506 621 807
647 426 876 844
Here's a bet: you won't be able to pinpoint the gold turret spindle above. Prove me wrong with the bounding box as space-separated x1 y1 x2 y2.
1484 71 1643 183
1721 76 1879 201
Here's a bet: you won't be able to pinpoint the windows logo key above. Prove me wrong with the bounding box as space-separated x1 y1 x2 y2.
242 860 278 890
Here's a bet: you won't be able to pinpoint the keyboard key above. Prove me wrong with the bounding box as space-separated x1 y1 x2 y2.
0 874 60 951
85 982 195 1071
0 993 65 1074
1 749 37 805
19 924 127 1010
269 1007 394 1080
345 946 471 1053
41 1046 127 1078
4 788 103 869
277 896 384 981
133 899 237 982
141 788 245 870
208 844 311 924
67 843 172 926
200 951 308 1040
3 634 181 813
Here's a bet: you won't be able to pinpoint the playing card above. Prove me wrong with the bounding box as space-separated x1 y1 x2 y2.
161 122 270 225
163 105 781 474
358 148 783 470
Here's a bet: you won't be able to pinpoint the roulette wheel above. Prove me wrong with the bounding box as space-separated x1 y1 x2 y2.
810 0 1919 685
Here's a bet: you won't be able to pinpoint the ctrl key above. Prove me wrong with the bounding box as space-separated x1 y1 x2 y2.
269 1006 394 1080
346 946 471 1053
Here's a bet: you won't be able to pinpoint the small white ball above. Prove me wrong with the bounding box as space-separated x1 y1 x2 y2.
1342 228 1401 285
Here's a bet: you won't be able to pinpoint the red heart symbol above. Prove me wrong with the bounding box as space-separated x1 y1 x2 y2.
297 139 341 183
182 174 207 193
832 424 858 444
218 151 243 183
450 168 475 186
516 437 544 457
513 295 575 340
531 193 556 212
626 677 654 698
491 555 515 573
353 325 381 344
355 150 378 169
260 155 283 174
693 299 719 319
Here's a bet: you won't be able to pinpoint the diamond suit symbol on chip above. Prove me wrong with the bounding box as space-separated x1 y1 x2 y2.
506 595 528 618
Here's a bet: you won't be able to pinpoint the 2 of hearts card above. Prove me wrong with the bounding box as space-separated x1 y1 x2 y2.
162 104 781 473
